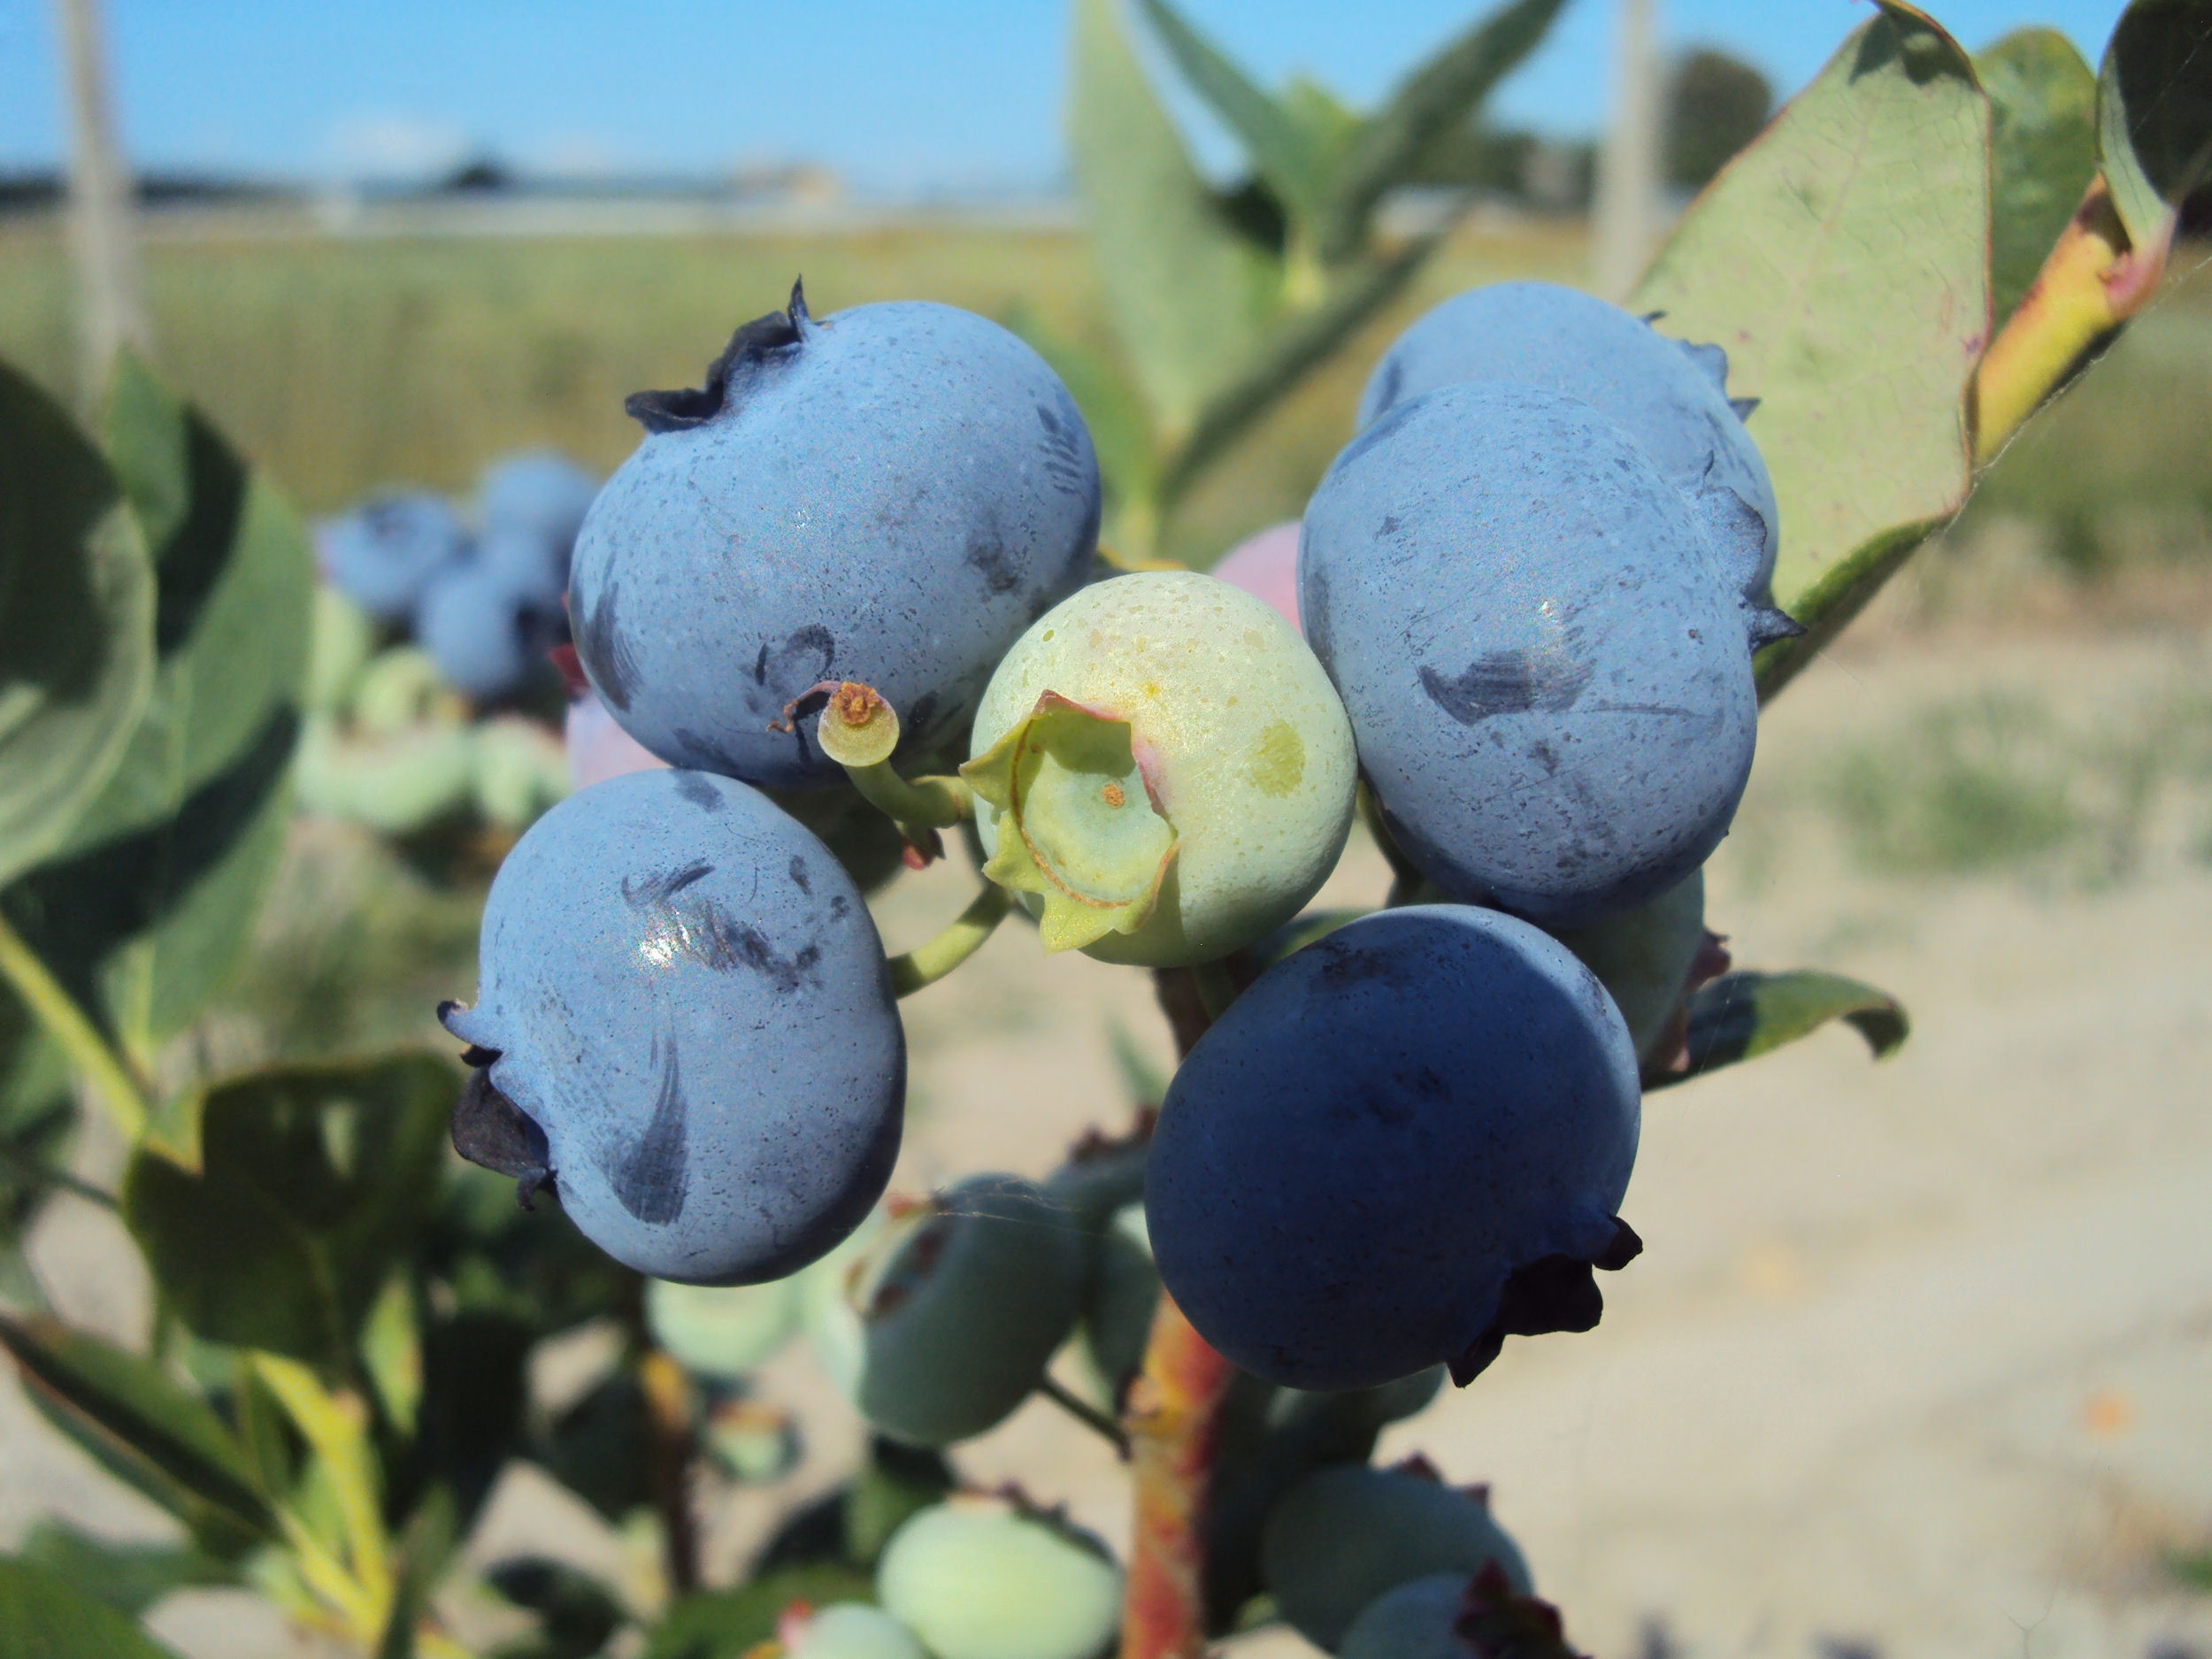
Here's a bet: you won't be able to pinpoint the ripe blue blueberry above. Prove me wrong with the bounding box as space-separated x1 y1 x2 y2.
570 282 1102 788
478 449 600 552
441 767 904 1283
1302 381 1777 926
316 492 469 620
1357 279 1779 600
414 561 549 701
477 450 600 613
1145 905 1641 1391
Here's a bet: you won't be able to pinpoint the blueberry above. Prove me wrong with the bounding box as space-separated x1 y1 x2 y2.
1335 1571 1496 1659
1145 905 1641 1391
1301 382 1770 926
1357 280 1779 600
441 767 904 1283
877 1494 1123 1659
1077 1202 1157 1397
786 1604 927 1659
1547 868 1708 1066
477 449 599 554
645 1274 804 1379
479 523 572 615
570 282 1102 787
414 560 557 702
315 492 470 620
1210 520 1302 632
1261 1464 1531 1652
965 572 1356 965
822 1173 1087 1448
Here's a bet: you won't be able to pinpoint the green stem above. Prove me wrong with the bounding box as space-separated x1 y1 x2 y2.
1189 960 1238 1024
845 761 971 832
0 910 150 1141
1038 1373 1131 1455
889 885 1015 998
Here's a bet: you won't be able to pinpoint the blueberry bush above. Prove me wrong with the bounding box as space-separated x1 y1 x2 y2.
0 2 2204 1655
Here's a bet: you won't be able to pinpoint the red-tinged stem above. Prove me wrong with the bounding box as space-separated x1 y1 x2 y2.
1117 970 1244 1659
1118 1290 1238 1659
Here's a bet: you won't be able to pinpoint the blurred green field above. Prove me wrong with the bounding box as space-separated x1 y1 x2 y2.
0 219 1585 567
0 219 2206 572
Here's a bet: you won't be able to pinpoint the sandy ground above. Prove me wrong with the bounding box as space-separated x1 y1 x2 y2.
5 627 2210 1659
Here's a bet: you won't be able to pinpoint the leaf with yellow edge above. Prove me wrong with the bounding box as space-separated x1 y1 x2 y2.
962 693 1178 954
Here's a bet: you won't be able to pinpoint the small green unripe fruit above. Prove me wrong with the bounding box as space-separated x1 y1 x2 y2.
1548 868 1707 1064
964 572 1357 966
307 587 376 715
1079 1203 1159 1397
648 1274 805 1379
835 1176 1087 1447
1261 1463 1531 1651
787 1602 927 1659
1336 1572 1478 1659
878 1494 1123 1659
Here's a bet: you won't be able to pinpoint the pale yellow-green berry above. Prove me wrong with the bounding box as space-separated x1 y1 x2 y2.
964 571 1356 967
878 1494 1123 1659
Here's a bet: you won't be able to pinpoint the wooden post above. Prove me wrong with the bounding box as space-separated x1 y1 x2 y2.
1590 0 1662 301
52 0 150 407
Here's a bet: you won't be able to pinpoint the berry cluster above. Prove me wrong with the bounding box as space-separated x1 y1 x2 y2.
316 449 600 700
442 274 1780 1402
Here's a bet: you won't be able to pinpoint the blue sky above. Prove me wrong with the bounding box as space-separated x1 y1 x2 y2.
0 0 2128 193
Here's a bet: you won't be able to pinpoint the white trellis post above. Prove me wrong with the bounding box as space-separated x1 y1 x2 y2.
1590 0 1662 301
52 0 150 408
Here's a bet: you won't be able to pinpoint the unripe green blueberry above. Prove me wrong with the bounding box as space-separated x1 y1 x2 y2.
877 1494 1123 1659
1336 1572 1477 1659
964 572 1357 966
647 1275 805 1379
307 587 376 715
787 1603 926 1659
1261 1463 1531 1651
1079 1202 1159 1398
833 1176 1087 1448
1548 867 1709 1066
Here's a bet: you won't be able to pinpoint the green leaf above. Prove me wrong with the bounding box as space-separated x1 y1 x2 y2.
1657 970 1909 1087
1 355 312 1059
1632 4 1988 653
1315 0 1568 263
646 1563 877 1659
377 1487 461 1659
1001 305 1158 513
121 1055 456 1368
361 1274 423 1438
2098 0 2212 249
0 1557 186 1657
484 1557 626 1659
1067 0 1276 438
15 1518 235 1617
0 1311 274 1555
1133 0 1328 219
0 360 156 888
0 988 74 1301
1978 29 2099 330
533 1366 651 1524
1159 235 1441 507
